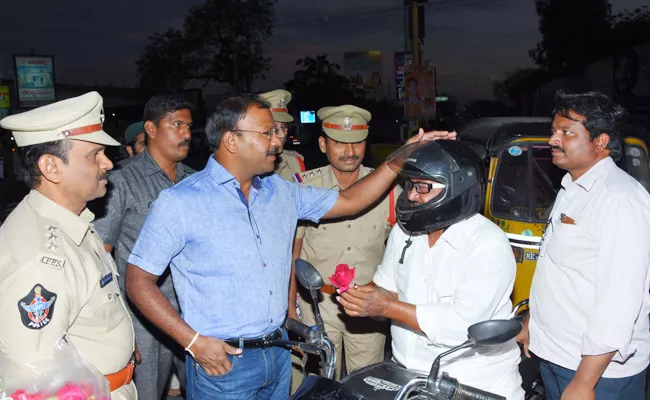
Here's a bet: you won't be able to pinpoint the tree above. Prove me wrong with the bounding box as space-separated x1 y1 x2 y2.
283 54 401 149
492 68 554 115
529 0 613 72
493 68 540 106
136 0 275 94
136 29 189 94
612 6 650 47
284 54 364 108
498 2 650 114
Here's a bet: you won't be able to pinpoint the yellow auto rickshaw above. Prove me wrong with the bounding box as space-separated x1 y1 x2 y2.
459 117 650 307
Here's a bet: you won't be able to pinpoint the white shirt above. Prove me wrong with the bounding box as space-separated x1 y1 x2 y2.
374 214 524 398
530 157 650 378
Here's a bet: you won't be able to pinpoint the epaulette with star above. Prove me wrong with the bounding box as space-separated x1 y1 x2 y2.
36 221 66 269
293 167 324 184
3 208 67 271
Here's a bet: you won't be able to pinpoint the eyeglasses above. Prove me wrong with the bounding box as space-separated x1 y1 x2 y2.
277 124 290 134
406 180 446 194
232 127 287 141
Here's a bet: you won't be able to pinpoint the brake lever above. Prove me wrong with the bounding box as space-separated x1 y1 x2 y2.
298 343 322 355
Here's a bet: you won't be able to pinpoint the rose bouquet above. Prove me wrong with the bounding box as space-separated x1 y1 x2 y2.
8 382 109 400
0 336 110 400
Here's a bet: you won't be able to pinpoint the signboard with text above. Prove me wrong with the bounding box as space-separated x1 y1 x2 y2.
394 52 412 105
13 55 56 107
344 51 384 100
403 64 436 119
0 86 10 109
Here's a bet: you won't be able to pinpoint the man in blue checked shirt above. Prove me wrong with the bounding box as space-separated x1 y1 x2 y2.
125 95 455 400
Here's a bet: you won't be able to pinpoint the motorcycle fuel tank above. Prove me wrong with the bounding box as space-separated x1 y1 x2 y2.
291 362 423 400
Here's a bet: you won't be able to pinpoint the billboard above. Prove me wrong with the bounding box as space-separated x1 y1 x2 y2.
403 64 436 119
300 111 316 124
0 86 9 109
13 55 56 108
394 52 413 105
343 51 383 99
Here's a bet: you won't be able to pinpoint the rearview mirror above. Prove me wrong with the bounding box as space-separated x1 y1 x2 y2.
467 319 523 346
295 258 324 291
428 318 522 384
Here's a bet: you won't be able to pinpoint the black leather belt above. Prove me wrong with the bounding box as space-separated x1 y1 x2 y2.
223 329 282 349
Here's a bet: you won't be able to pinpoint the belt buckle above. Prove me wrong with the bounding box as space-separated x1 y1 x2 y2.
265 329 281 346
260 330 273 348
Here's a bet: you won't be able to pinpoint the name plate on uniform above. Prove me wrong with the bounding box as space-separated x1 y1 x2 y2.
100 272 114 288
36 252 66 270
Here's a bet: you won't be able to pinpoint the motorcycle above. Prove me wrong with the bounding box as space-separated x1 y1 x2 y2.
268 258 528 400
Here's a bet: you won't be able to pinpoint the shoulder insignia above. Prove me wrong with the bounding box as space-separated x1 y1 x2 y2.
42 222 63 254
18 284 57 330
298 168 325 185
293 173 303 183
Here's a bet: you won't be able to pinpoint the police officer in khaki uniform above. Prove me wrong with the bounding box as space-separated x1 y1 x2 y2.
289 105 402 385
258 90 306 181
0 92 136 400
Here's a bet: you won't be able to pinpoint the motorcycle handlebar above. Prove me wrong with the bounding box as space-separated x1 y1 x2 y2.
448 381 505 400
398 374 506 400
282 317 336 380
284 318 318 341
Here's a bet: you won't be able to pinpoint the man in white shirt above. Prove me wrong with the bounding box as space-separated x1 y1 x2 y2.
518 91 650 400
339 140 524 399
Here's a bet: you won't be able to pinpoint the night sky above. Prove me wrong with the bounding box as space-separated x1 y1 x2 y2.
0 0 646 101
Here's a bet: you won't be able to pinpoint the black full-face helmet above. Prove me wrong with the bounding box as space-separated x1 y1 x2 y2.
389 140 486 235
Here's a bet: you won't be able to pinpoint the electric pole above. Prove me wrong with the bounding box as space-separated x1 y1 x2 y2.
411 0 420 131
411 1 420 68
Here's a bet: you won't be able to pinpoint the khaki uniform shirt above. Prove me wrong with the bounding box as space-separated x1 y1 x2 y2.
0 190 134 377
276 150 306 182
296 165 402 284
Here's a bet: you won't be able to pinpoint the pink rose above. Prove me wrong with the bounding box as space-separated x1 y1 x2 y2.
7 390 43 400
56 384 85 400
8 390 28 400
329 264 356 293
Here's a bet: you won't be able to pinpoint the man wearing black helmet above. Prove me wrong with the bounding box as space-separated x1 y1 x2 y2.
339 140 524 399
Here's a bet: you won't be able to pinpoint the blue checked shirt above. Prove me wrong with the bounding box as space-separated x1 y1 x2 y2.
128 156 338 339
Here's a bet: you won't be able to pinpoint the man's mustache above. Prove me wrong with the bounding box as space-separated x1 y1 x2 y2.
268 147 280 156
551 145 565 153
339 155 360 162
178 138 191 147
